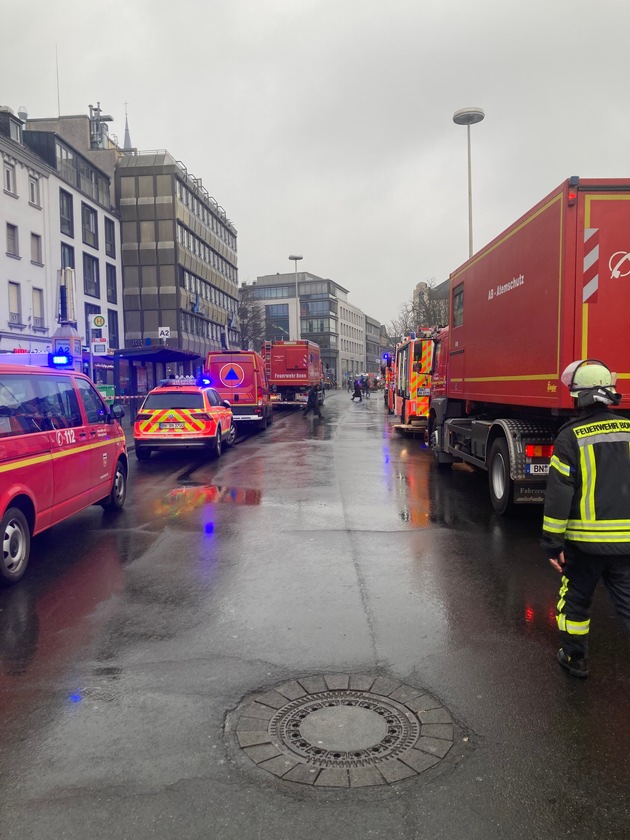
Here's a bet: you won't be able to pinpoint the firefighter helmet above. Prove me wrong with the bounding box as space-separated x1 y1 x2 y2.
561 359 619 406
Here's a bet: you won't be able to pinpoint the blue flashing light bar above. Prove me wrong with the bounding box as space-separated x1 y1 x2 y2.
48 352 73 368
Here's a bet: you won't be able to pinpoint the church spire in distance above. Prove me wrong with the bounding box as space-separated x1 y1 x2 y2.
123 101 132 151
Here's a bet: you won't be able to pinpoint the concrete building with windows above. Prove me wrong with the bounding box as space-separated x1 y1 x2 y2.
252 271 369 386
115 152 238 357
365 315 383 374
25 104 239 359
0 106 123 353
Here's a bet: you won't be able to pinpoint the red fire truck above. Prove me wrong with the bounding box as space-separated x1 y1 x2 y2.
429 177 630 513
261 340 324 407
382 352 396 412
392 330 435 432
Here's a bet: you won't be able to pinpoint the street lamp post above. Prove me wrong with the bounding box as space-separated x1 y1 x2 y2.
453 107 485 258
289 255 303 340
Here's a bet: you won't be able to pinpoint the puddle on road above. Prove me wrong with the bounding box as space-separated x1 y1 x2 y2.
155 484 262 518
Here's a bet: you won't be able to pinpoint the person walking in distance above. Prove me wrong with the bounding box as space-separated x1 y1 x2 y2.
542 359 630 678
303 384 322 419
351 379 363 402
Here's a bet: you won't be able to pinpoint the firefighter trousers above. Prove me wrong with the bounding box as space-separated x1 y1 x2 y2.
557 545 630 659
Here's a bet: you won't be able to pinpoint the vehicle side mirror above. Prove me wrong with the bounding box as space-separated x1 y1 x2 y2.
222 399 231 409
111 403 125 420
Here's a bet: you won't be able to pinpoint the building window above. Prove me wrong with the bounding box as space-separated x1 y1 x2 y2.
60 190 74 237
104 217 116 257
107 309 119 349
8 281 21 323
453 284 464 328
106 264 117 303
32 288 44 327
9 120 21 143
3 162 16 194
61 242 75 269
83 253 100 298
81 203 98 248
30 233 43 265
6 223 19 257
28 176 40 207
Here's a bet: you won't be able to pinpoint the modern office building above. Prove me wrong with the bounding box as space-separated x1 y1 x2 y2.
0 106 123 353
115 152 239 356
252 271 369 385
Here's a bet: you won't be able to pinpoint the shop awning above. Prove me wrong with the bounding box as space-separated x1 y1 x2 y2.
113 347 201 364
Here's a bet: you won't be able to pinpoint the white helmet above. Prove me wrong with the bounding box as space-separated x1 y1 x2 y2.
561 359 619 405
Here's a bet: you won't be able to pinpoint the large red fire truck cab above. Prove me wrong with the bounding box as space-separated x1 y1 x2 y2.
429 177 630 514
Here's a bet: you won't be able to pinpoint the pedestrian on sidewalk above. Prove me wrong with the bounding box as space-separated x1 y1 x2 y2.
351 379 363 402
542 359 630 679
303 384 322 418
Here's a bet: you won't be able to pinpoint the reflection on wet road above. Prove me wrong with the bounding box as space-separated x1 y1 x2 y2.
0 392 629 840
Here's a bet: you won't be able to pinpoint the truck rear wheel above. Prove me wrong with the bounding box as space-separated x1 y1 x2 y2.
488 438 514 515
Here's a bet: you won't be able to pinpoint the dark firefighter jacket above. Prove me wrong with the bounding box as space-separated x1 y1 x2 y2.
542 405 630 557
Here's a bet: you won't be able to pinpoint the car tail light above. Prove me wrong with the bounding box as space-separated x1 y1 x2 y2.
191 412 212 421
525 444 554 458
135 413 151 422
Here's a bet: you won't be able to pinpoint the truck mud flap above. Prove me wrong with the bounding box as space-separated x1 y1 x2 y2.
514 483 546 504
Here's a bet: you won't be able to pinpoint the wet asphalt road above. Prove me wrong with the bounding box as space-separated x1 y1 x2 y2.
0 391 629 840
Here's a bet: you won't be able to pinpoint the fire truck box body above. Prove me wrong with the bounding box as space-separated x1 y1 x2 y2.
264 341 324 405
430 177 630 512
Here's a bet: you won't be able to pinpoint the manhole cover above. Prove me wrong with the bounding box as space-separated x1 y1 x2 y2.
231 673 456 787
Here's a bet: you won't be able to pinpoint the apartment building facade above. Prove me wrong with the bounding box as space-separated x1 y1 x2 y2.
0 107 123 352
26 105 239 357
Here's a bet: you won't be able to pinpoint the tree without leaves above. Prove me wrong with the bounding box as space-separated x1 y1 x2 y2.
238 283 266 351
385 280 449 347
385 302 416 346
413 278 449 330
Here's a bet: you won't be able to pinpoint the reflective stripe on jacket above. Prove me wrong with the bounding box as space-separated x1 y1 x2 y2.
542 407 630 555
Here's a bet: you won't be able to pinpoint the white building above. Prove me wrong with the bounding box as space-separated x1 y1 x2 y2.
0 106 123 354
338 299 366 383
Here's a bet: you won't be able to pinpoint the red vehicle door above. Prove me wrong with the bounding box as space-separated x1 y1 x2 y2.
74 377 118 503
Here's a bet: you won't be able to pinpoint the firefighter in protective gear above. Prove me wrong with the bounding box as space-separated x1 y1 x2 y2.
542 359 630 677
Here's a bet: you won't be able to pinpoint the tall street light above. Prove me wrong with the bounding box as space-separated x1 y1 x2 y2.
453 107 485 258
289 254 303 340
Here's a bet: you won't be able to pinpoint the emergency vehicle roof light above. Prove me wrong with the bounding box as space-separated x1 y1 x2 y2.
48 352 73 368
158 375 196 387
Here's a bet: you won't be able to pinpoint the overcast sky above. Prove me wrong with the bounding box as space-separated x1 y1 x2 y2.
4 0 630 324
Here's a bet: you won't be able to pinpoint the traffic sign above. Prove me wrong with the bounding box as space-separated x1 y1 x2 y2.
92 339 108 355
89 314 107 329
159 326 171 339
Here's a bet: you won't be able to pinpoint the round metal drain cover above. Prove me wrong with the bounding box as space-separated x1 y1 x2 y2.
232 674 456 787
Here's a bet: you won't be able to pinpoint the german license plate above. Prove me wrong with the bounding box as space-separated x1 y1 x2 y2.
160 422 185 429
526 463 549 475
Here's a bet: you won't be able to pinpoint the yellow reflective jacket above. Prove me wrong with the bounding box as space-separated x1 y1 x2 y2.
542 406 630 556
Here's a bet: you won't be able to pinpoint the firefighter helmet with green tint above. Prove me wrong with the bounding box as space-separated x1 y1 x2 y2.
561 359 620 407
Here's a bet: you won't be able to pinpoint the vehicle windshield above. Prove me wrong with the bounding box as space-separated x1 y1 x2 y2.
143 392 204 409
